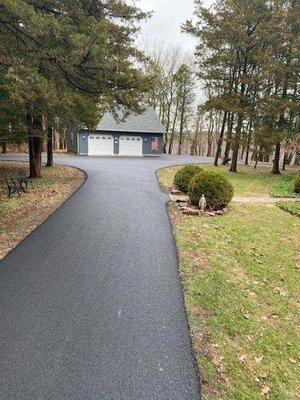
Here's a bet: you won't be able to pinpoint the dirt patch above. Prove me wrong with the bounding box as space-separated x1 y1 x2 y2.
0 162 85 260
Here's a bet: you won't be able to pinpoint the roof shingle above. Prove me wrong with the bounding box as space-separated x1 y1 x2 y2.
95 107 166 134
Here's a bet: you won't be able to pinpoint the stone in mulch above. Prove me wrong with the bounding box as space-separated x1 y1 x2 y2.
170 188 182 195
205 208 229 217
178 201 189 207
170 193 190 203
181 206 200 216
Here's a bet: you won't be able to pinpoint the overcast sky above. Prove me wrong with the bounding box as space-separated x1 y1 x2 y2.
138 0 213 51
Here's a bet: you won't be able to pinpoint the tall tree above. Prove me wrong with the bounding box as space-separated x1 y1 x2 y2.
0 0 149 176
184 0 300 173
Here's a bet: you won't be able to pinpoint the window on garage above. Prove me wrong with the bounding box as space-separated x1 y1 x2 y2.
151 137 159 151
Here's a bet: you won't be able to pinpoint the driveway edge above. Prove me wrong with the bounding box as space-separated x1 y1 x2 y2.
156 168 202 398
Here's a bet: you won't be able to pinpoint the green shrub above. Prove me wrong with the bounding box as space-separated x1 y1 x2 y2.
295 174 300 194
174 164 203 193
189 171 234 210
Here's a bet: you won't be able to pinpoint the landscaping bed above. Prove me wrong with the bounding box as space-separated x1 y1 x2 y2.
0 161 85 260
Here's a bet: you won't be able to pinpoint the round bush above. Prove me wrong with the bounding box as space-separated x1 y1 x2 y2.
189 171 234 210
295 174 300 194
174 164 203 193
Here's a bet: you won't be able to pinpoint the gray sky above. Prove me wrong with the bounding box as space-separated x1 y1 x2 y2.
138 0 213 51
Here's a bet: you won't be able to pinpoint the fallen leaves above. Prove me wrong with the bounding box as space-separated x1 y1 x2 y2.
255 355 264 364
238 354 247 363
261 385 271 396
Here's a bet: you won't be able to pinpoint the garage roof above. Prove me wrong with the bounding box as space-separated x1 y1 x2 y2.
95 107 166 134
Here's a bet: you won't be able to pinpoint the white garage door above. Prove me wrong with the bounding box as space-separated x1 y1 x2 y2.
88 135 114 156
119 136 143 156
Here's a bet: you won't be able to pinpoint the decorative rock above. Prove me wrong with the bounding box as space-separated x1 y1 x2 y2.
215 210 224 216
170 194 190 203
204 207 229 217
170 188 182 195
182 206 200 216
206 211 216 217
178 201 189 207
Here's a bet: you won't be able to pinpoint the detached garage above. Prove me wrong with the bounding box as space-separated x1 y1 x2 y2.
68 107 165 157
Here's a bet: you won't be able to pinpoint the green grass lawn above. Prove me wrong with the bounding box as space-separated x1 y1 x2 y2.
276 201 300 217
170 203 300 399
157 164 299 198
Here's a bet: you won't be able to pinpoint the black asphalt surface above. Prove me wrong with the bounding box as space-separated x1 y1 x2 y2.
0 154 213 400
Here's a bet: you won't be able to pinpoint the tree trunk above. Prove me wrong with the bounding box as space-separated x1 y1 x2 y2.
163 133 168 154
214 111 228 166
206 133 213 157
27 110 43 178
282 152 287 171
1 142 7 153
222 113 234 165
229 113 243 173
177 88 187 156
168 96 180 154
244 122 252 165
46 125 53 167
177 132 183 155
272 143 281 175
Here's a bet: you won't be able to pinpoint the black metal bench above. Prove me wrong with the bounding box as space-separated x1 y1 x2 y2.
4 174 34 197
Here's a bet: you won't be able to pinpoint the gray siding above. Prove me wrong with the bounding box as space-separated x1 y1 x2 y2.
78 132 89 155
77 131 163 156
66 126 78 154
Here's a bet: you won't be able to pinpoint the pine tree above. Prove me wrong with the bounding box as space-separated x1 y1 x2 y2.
0 0 149 176
184 0 300 173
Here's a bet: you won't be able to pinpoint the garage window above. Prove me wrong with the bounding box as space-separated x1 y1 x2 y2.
151 137 159 152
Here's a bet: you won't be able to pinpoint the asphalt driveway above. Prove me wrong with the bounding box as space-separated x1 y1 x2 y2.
0 154 212 400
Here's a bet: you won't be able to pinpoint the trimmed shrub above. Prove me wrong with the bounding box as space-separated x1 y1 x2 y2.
189 171 234 210
174 164 203 193
295 174 300 194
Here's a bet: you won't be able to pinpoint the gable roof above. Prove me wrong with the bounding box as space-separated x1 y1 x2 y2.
95 107 166 134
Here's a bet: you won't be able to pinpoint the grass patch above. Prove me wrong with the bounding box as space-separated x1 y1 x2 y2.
0 161 85 259
276 201 300 217
270 176 300 198
158 164 299 198
270 175 300 198
170 203 300 399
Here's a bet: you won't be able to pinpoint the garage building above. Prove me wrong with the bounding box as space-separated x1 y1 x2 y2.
67 107 165 157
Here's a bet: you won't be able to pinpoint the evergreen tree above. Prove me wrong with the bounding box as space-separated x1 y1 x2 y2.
0 0 149 176
184 0 300 173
